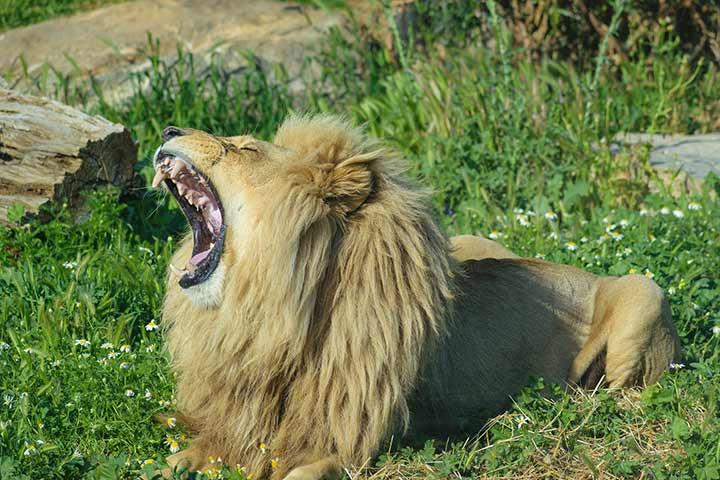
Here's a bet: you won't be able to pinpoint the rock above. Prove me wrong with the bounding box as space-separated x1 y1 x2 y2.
0 89 137 225
0 0 350 103
615 133 720 179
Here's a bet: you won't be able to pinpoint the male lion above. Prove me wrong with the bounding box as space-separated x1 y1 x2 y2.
153 115 680 479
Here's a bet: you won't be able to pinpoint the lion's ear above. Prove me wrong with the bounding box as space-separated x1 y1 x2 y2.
322 156 375 216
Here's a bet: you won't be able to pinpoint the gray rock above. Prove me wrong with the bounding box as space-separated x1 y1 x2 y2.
615 133 720 179
0 0 348 103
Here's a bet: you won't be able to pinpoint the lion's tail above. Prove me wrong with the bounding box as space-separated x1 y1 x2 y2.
569 274 681 388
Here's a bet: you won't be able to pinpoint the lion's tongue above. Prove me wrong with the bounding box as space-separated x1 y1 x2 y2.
190 249 211 266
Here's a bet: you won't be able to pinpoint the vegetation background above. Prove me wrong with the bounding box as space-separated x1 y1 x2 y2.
1 0 719 478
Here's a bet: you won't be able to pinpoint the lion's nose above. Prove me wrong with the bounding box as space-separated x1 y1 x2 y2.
162 126 185 142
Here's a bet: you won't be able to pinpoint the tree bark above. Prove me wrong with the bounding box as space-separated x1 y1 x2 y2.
0 88 137 225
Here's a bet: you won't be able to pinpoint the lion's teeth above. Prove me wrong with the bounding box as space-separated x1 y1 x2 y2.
170 161 185 178
152 170 166 188
177 183 186 195
169 264 187 278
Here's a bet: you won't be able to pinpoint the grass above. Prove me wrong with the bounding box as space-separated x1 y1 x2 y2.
1 1 720 478
0 0 124 32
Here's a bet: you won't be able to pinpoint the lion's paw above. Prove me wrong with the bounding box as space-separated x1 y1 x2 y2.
282 466 318 480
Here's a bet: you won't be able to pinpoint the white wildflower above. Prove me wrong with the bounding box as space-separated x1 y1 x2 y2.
488 230 501 240
660 207 670 215
119 344 131 353
711 326 720 336
565 241 578 251
23 348 34 354
515 415 530 428
119 362 130 370
107 351 120 360
23 445 38 457
515 214 530 227
688 202 701 211
644 269 655 279
62 261 78 269
0 342 9 351
74 339 90 347
144 389 153 400
165 436 180 453
100 342 114 350
672 209 684 219
610 231 624 241
669 362 685 370
145 321 159 332
125 390 135 397
619 219 630 227
544 211 558 222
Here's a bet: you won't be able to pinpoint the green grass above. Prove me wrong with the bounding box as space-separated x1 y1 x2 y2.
0 0 124 32
1 1 720 478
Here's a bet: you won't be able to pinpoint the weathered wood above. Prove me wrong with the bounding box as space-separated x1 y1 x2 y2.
0 88 137 225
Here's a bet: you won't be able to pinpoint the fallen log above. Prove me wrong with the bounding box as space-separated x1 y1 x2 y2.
0 89 137 225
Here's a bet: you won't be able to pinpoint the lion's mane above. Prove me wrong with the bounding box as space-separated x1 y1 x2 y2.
162 116 455 477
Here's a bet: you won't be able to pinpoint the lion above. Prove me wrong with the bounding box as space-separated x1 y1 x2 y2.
152 115 680 479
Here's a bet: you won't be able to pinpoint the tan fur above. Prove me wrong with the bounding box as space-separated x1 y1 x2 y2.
160 115 680 479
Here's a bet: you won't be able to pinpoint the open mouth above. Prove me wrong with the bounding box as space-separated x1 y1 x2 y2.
153 150 225 289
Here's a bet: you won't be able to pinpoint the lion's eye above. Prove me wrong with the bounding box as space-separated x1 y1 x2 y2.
240 146 259 153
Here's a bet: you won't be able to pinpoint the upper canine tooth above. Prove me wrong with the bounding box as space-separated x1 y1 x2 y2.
170 161 185 178
177 183 186 195
152 170 166 188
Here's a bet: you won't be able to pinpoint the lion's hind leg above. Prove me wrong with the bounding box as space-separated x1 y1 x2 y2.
570 274 680 388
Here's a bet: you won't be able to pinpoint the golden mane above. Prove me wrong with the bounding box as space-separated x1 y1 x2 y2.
162 115 455 477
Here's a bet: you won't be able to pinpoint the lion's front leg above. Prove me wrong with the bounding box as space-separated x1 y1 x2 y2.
279 456 341 480
162 438 216 478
